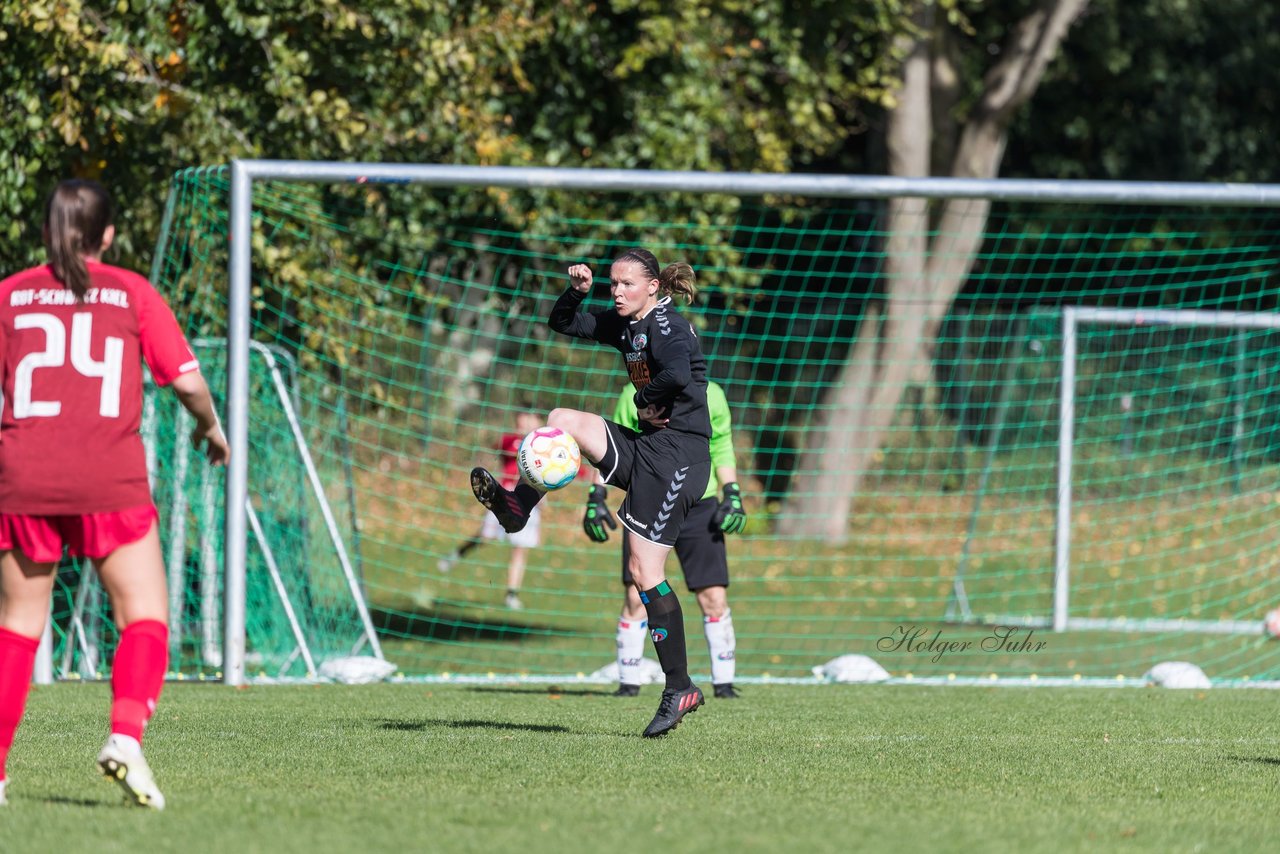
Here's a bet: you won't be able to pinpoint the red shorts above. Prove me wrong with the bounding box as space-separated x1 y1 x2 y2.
0 504 158 564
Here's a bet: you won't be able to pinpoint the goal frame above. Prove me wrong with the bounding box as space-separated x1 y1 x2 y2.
1051 306 1280 635
218 160 1280 685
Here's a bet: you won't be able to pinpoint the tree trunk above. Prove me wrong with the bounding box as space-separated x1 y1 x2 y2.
777 0 1090 540
442 242 505 421
776 4 931 541
777 303 880 540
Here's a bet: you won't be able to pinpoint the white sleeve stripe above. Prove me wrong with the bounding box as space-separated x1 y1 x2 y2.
177 359 200 374
600 423 620 484
617 517 674 549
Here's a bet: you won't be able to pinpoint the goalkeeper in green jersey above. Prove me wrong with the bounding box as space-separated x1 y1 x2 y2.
583 381 746 699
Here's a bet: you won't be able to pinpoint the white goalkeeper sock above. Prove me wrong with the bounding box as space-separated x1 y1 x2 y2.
704 610 736 685
616 617 647 686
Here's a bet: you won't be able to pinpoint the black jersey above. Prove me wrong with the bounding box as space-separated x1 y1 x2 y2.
549 288 712 439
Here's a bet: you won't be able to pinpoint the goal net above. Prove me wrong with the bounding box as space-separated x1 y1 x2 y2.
48 164 1280 685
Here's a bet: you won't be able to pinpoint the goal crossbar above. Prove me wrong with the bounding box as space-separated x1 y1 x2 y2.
222 160 1280 685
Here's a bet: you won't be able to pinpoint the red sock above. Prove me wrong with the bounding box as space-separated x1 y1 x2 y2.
0 627 40 782
110 620 169 743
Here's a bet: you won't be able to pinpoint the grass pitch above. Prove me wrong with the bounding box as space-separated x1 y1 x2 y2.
4 683 1280 853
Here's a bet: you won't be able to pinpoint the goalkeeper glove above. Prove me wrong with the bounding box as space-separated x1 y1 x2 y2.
583 484 617 543
713 482 747 534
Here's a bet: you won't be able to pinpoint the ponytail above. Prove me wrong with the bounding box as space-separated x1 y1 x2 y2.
43 179 113 301
659 262 697 304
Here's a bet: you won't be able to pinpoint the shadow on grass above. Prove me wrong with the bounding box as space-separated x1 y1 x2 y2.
371 605 578 644
36 794 110 808
464 685 608 698
1226 755 1280 766
375 717 570 734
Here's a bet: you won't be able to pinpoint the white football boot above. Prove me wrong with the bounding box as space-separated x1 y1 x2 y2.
97 734 165 810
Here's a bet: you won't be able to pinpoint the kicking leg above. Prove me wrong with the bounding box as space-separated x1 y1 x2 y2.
471 409 610 532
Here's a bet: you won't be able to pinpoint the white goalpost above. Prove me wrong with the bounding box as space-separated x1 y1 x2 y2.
207 160 1280 685
947 305 1276 637
1051 306 1279 636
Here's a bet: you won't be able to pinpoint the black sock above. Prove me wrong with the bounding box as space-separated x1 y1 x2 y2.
640 581 691 691
513 482 543 514
457 538 481 558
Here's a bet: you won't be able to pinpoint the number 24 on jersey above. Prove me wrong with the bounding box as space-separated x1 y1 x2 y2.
12 312 123 419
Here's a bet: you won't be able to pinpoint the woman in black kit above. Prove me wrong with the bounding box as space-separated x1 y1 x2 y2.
471 248 712 737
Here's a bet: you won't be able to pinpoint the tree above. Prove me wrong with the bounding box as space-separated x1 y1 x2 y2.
779 0 1091 541
0 0 915 417
1004 0 1280 183
0 0 914 265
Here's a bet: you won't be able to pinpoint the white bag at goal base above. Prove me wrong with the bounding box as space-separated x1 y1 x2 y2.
812 654 890 683
318 656 398 685
590 658 665 685
1144 661 1211 690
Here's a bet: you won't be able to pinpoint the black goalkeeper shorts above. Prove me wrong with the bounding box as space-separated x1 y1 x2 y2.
595 420 710 548
621 496 730 590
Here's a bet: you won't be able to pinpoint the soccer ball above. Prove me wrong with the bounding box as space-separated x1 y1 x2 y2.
517 427 581 491
1264 608 1280 638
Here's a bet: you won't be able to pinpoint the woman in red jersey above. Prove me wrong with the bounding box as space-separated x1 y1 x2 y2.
0 180 228 810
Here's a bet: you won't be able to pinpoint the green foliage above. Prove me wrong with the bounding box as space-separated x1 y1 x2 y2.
1004 0 1280 181
0 0 914 279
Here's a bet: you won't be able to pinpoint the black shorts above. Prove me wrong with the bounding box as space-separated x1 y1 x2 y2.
621 496 729 591
595 421 710 548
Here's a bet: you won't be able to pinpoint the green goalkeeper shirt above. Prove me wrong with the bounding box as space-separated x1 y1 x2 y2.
612 380 735 501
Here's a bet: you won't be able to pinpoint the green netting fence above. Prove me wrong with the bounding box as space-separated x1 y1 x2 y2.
50 165 1280 685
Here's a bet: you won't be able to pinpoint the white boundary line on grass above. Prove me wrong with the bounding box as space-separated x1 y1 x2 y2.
236 673 1280 689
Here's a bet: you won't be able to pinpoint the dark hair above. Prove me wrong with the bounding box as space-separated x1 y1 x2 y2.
614 247 697 304
44 179 113 300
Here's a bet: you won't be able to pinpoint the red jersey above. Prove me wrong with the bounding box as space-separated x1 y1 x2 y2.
0 262 199 513
498 433 521 489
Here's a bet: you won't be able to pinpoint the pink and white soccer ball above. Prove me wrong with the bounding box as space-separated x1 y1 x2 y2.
1264 608 1280 638
517 427 581 491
